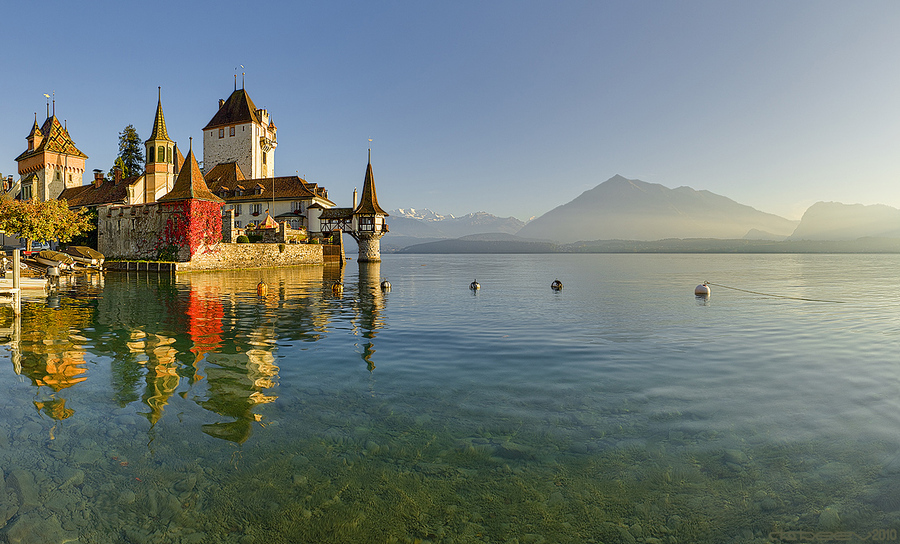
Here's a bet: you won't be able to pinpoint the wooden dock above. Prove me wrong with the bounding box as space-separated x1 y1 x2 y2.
0 250 22 315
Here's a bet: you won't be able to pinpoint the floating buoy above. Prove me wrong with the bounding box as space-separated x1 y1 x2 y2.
694 282 710 296
469 279 480 291
380 279 391 291
332 281 343 295
551 279 563 291
257 280 268 296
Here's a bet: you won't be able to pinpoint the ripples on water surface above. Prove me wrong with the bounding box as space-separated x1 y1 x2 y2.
1 254 900 543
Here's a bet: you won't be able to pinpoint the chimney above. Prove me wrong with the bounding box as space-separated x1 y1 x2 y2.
353 188 358 209
113 165 123 185
219 98 225 108
93 170 104 187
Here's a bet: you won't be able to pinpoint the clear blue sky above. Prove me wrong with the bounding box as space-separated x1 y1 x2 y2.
2 1 898 221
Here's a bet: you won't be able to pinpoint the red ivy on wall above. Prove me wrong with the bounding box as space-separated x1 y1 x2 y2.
156 200 223 260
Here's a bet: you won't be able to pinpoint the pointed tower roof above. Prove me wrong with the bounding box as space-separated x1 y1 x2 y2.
28 114 43 140
16 115 88 162
203 88 260 130
353 151 388 216
260 210 278 229
146 87 172 143
158 140 224 203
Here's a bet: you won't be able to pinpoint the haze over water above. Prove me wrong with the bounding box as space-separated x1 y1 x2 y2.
1 253 899 543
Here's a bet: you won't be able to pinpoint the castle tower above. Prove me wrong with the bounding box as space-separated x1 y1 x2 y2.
350 151 389 262
157 139 225 261
15 103 88 201
144 87 176 203
202 85 277 179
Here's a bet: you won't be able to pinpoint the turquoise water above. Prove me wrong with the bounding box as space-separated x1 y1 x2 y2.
1 254 900 543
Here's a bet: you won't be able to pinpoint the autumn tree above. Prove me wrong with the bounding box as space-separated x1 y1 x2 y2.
0 199 94 248
110 124 144 178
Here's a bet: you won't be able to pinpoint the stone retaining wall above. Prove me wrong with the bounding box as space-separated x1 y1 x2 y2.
178 243 324 271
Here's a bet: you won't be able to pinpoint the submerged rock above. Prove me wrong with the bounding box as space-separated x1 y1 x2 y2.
818 506 841 531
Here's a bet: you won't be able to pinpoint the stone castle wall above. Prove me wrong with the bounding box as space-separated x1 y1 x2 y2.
179 243 323 271
98 203 165 260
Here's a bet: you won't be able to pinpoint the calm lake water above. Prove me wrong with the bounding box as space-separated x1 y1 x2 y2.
1 253 900 544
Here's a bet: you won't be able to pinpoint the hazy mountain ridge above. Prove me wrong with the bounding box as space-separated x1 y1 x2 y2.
387 176 900 251
516 175 798 243
788 201 900 241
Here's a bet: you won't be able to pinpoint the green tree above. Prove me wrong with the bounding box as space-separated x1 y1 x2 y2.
110 124 144 178
0 199 94 248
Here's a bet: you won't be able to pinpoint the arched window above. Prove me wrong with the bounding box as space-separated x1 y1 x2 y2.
167 146 172 163
148 146 155 162
158 146 165 163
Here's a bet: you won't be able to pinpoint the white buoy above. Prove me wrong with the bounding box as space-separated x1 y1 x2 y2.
551 279 563 291
470 279 480 290
381 279 391 291
694 282 710 296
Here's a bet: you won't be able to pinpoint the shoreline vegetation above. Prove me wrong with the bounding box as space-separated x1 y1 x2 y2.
396 236 900 254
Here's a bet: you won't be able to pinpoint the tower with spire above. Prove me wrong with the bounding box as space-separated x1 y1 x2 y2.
349 151 389 262
202 82 277 179
144 87 177 203
15 99 88 201
157 138 225 261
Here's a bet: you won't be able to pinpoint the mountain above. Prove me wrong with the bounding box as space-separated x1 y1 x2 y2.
385 209 525 244
392 208 454 222
516 175 798 243
788 202 900 241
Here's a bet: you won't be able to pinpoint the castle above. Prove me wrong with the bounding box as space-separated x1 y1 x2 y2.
8 85 389 263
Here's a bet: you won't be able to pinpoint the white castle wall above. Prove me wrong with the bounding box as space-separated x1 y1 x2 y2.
203 122 254 177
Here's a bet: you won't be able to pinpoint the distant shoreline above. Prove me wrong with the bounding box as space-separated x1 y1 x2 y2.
395 237 900 254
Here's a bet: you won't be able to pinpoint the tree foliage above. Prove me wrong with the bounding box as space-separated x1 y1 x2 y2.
0 199 94 245
111 124 144 178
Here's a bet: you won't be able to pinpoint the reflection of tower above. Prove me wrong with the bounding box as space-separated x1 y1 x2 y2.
140 334 179 425
185 284 224 372
200 346 278 444
356 261 386 370
349 152 389 262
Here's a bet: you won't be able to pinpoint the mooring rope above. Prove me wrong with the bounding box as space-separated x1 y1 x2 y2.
704 281 846 304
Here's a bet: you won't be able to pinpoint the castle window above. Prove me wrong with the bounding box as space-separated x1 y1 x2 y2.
22 184 32 200
235 221 242 228
229 126 235 137
251 204 261 216
234 204 241 216
167 146 172 163
147 146 154 162
158 146 165 162
219 128 225 139
56 171 61 180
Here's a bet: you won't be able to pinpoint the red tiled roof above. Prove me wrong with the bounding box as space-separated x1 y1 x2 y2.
59 175 139 208
202 89 260 130
203 162 245 186
158 147 224 203
16 115 88 162
205 175 335 206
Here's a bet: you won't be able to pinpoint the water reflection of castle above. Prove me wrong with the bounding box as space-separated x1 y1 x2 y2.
4 263 387 443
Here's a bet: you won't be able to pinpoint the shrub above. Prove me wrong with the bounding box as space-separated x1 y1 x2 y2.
236 235 250 244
